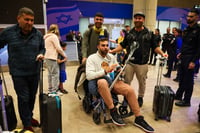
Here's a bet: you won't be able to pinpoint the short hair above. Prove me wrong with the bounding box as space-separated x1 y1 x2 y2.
125 25 130 28
190 8 199 15
98 37 108 44
18 7 34 16
60 41 67 47
95 12 104 18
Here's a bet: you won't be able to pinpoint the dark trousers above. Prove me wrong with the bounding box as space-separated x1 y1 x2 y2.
149 48 157 65
166 52 176 76
175 56 194 103
12 75 39 127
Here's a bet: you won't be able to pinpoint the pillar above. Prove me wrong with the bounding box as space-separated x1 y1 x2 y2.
133 0 158 31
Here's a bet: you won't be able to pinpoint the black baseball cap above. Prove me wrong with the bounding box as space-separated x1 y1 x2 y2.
133 12 145 18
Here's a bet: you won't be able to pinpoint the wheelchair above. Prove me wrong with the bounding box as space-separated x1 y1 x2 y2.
82 76 133 125
74 42 139 124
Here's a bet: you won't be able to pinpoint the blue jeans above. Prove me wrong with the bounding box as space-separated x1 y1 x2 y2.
12 75 39 127
88 75 112 95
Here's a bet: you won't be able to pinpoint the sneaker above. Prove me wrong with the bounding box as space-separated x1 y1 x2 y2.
48 92 57 97
163 73 170 78
48 92 63 97
175 101 191 107
138 97 143 107
24 126 34 132
110 107 125 126
56 91 63 96
31 118 40 127
60 88 68 94
134 116 154 132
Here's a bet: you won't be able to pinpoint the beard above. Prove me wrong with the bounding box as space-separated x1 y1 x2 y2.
187 19 194 24
99 50 108 57
134 21 143 28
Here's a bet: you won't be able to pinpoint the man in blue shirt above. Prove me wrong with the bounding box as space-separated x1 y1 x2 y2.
0 7 45 132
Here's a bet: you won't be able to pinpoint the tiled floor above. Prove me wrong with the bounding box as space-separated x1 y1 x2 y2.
2 63 200 133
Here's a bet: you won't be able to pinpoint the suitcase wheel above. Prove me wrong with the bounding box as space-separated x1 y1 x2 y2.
155 115 159 121
166 117 171 122
93 112 101 125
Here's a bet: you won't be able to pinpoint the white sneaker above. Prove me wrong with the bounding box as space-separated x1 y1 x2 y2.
56 91 63 96
48 93 57 97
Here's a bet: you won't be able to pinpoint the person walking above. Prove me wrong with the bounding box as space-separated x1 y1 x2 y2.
0 7 44 132
175 8 200 107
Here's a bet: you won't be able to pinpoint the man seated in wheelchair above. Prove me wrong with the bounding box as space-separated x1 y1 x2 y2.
85 38 154 132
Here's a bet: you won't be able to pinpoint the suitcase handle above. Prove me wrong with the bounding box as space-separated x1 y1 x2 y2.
0 60 10 102
39 61 43 95
0 77 8 131
156 57 167 86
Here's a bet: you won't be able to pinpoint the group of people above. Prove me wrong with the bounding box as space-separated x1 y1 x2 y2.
65 30 83 64
0 6 200 133
81 9 200 133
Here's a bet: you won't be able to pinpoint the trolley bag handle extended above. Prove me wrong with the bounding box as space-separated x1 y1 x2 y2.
109 41 139 90
156 57 167 86
0 60 9 100
39 61 44 95
0 74 8 131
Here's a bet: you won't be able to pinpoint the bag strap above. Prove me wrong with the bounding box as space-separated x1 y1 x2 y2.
156 57 167 86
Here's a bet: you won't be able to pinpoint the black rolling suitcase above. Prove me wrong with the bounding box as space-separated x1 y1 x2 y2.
152 57 175 122
39 63 62 133
0 62 17 131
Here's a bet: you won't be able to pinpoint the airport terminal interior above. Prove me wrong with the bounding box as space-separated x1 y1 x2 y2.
2 62 200 133
0 0 200 133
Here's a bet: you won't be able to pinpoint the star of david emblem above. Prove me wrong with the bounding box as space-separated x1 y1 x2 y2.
56 14 73 24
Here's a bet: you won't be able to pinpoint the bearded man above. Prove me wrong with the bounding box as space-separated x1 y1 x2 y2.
110 12 166 107
175 8 200 107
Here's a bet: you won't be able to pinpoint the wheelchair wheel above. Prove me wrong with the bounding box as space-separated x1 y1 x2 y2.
119 106 128 116
93 112 101 125
82 96 91 113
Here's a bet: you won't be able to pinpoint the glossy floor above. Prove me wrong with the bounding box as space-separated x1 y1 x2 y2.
2 63 200 133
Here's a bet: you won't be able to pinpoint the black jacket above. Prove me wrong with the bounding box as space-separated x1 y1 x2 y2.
121 27 158 64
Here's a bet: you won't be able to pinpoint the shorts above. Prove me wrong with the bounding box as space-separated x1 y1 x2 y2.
60 70 67 83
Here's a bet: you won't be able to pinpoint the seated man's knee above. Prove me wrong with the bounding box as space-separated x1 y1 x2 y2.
97 79 108 87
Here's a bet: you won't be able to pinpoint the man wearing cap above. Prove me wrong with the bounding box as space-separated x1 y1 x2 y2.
110 12 166 107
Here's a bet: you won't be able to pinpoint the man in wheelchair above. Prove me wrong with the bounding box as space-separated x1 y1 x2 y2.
86 38 154 132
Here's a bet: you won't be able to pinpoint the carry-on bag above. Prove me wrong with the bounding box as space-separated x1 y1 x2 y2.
39 62 62 133
0 61 17 131
152 57 175 122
